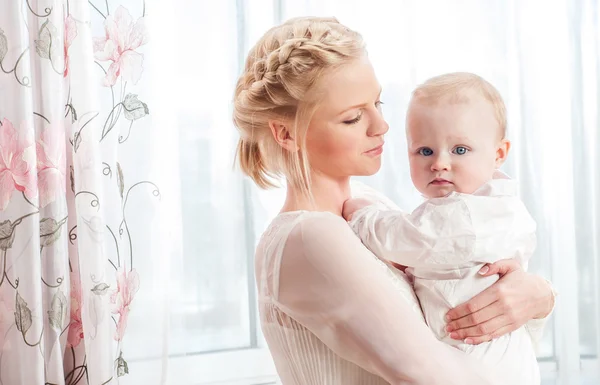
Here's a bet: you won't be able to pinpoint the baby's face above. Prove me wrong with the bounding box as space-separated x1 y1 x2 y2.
406 98 506 198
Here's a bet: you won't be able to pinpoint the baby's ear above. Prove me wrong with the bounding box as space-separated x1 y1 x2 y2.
495 139 511 167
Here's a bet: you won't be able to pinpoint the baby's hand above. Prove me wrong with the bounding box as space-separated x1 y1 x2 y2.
342 198 375 221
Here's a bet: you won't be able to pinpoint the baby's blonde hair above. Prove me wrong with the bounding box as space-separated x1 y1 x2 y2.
410 72 507 138
233 17 365 194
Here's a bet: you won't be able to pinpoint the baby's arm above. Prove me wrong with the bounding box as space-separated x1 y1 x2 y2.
346 197 476 268
347 194 537 269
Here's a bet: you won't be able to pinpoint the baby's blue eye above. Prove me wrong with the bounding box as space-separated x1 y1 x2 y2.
419 148 433 156
453 146 468 155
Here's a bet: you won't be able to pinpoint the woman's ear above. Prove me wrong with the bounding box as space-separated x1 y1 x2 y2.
495 139 511 168
268 120 299 152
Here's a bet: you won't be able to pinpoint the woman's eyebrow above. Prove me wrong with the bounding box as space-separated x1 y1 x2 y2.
336 87 383 117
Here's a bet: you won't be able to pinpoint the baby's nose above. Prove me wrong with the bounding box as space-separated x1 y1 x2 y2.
431 156 450 171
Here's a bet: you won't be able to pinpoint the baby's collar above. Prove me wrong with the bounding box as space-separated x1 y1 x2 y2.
473 170 519 197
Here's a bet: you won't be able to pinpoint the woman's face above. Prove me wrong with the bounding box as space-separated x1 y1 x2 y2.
304 57 388 180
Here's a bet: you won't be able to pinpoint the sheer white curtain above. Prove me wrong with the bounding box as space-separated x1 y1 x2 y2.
122 0 599 384
126 0 277 383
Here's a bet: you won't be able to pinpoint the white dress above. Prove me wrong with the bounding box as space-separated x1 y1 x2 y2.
349 172 541 385
256 193 513 384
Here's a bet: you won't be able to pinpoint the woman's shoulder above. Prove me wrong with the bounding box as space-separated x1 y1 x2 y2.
290 209 348 229
257 210 362 268
257 210 421 315
260 210 351 248
278 212 423 316
255 210 357 297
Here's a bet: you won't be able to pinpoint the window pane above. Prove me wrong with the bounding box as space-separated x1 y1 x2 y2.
169 0 251 354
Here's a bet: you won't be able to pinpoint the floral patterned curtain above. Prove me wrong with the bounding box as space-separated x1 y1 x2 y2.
0 1 156 383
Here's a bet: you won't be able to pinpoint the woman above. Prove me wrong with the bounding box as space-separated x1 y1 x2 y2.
233 16 555 384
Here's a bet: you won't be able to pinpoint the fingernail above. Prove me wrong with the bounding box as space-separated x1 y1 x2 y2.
445 314 452 321
445 325 454 333
450 332 459 339
464 338 473 344
478 266 489 275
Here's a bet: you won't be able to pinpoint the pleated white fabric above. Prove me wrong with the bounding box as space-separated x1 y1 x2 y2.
255 209 505 385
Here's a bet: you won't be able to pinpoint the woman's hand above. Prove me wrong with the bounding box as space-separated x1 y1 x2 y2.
444 259 555 345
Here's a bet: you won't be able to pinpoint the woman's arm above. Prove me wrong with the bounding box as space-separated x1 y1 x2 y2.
445 259 556 345
275 213 500 385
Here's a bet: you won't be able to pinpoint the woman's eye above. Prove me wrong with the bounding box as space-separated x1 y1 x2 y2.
418 147 433 156
343 111 363 125
453 146 469 155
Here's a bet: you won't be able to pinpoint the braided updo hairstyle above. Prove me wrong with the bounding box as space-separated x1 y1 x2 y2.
233 17 365 193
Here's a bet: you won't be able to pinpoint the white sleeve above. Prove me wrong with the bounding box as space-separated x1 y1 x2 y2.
349 195 537 268
526 279 557 346
275 214 500 385
348 197 477 268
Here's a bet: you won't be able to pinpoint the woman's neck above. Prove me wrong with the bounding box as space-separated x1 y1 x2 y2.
281 174 351 216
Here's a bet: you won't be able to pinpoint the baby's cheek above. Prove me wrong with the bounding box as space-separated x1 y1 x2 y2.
463 168 493 193
411 167 429 185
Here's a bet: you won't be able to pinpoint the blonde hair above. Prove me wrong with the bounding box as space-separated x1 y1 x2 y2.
410 72 507 138
233 17 365 194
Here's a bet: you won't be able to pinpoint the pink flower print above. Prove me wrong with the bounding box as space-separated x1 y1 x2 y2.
93 6 148 87
64 15 77 78
110 269 140 341
67 276 84 348
36 125 66 208
0 119 37 211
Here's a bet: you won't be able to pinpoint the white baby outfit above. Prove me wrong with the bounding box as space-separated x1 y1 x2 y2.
350 172 541 385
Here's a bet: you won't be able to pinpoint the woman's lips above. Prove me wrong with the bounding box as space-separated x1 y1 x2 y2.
364 143 384 156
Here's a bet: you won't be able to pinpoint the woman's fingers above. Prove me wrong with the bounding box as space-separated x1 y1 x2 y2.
448 260 526 322
445 260 551 347
448 314 510 340
446 285 499 321
461 324 518 345
478 258 521 277
445 303 499 332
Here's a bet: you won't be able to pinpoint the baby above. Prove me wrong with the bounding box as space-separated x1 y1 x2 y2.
343 72 540 385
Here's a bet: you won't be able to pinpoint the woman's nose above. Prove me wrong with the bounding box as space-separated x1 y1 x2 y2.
368 111 389 137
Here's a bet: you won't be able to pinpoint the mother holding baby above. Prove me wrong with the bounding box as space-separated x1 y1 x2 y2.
233 16 556 385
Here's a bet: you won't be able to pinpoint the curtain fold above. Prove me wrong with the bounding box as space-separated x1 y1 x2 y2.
0 1 159 383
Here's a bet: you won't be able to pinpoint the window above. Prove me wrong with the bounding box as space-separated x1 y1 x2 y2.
127 1 600 384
